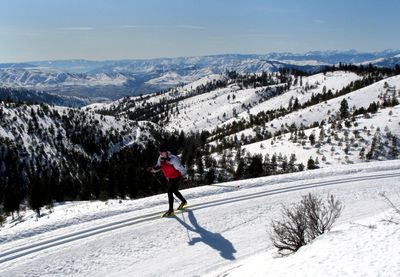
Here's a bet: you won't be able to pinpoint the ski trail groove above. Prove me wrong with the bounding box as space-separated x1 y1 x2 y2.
0 171 399 264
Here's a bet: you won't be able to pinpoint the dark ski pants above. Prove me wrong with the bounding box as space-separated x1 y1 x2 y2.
167 176 186 211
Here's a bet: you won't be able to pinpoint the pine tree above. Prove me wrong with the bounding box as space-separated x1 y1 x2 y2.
235 158 246 180
205 168 215 185
309 133 316 145
340 98 350 119
288 154 297 172
307 157 317 170
246 154 263 178
390 136 398 159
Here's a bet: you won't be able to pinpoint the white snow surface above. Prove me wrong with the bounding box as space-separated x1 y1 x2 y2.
1 160 400 276
166 71 361 132
241 103 400 168
213 211 400 277
218 73 400 144
85 71 362 133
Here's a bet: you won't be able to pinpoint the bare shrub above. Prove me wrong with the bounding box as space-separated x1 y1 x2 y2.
271 202 308 254
303 193 343 239
270 193 343 255
380 192 400 224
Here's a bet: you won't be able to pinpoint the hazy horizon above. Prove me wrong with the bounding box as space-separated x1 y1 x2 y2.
1 49 399 64
1 0 399 63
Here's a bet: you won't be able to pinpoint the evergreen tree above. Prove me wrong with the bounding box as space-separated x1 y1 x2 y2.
309 133 316 145
288 154 297 172
235 158 246 180
390 136 398 159
307 157 318 170
339 98 350 119
205 168 215 185
246 154 263 178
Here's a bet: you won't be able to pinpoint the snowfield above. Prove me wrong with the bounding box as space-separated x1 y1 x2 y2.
241 103 400 168
166 71 362 132
85 71 363 133
0 160 400 276
220 73 400 143
212 211 400 277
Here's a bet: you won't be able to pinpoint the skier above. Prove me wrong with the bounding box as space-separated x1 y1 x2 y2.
147 144 188 217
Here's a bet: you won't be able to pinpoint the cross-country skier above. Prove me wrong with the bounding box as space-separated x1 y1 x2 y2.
147 144 188 217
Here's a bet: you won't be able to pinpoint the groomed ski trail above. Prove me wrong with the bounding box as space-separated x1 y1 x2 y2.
0 169 399 265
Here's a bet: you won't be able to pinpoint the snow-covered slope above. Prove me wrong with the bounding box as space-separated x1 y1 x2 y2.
2 50 398 105
0 101 156 164
242 103 400 168
88 71 362 133
0 86 89 107
224 74 400 167
167 71 361 131
0 160 399 276
214 211 400 277
0 67 127 87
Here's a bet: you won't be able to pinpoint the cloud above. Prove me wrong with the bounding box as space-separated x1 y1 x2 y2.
57 27 94 31
119 25 164 29
119 25 206 30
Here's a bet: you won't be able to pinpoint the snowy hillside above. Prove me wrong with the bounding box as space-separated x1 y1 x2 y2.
0 160 399 276
213 211 400 277
1 63 400 276
0 101 154 160
242 103 400 168
0 100 165 212
166 71 362 132
84 66 400 185
0 86 89 107
0 67 126 87
1 50 399 104
88 71 362 132
219 74 400 168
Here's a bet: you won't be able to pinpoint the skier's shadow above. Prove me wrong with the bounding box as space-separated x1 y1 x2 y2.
174 210 237 260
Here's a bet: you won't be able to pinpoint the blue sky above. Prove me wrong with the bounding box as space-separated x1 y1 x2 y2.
0 0 399 62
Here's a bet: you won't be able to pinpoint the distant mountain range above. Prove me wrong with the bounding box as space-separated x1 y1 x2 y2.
0 50 399 106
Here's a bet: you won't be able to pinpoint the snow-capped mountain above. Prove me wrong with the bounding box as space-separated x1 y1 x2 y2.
0 67 131 103
1 50 399 105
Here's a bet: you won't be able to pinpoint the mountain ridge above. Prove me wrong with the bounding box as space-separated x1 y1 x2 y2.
1 50 399 105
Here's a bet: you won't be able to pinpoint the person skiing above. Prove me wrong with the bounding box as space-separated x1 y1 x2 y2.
147 144 188 217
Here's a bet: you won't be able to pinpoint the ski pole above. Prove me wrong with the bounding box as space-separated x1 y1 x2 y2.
151 172 164 186
150 172 179 203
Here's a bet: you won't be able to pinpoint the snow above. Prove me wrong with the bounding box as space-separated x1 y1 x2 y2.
0 102 153 160
244 71 361 117
213 212 400 277
241 103 400 168
84 71 365 133
219 73 400 146
166 71 361 132
279 59 328 66
0 160 400 276
0 67 128 88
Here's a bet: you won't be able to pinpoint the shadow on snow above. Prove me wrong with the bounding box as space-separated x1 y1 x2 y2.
174 210 237 260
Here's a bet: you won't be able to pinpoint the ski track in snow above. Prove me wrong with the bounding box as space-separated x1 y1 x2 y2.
0 160 400 276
